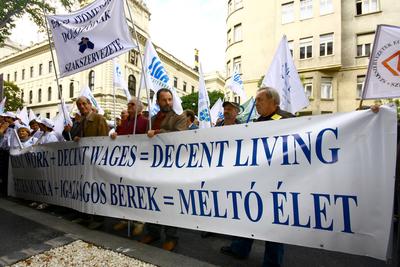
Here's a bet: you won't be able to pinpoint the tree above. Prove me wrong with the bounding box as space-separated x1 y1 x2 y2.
0 0 75 45
181 90 225 114
3 81 23 111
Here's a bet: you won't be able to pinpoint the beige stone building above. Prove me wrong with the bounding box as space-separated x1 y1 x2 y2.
0 0 224 119
226 0 400 114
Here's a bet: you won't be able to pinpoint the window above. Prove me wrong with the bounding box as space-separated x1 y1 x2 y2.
21 91 24 102
300 0 313 20
22 69 25 80
38 88 42 103
191 85 195 93
129 50 139 66
173 77 178 88
356 75 365 98
6 74 10 81
320 33 333 56
233 56 242 73
88 70 95 91
128 75 136 97
356 33 373 57
58 85 62 100
320 0 333 15
233 24 242 42
69 82 74 98
321 77 333 99
227 29 232 46
303 78 313 99
39 64 43 76
234 96 241 104
300 37 313 59
282 2 294 24
356 0 379 15
183 81 187 92
14 71 17 82
288 40 294 57
30 66 34 78
46 112 50 119
48 87 52 101
49 61 53 73
226 60 231 77
29 90 33 104
228 0 233 15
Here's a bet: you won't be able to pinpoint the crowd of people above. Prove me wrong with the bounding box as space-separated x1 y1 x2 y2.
0 86 398 267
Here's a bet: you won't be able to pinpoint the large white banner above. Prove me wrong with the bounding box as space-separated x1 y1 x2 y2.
363 24 400 99
47 0 137 78
8 108 397 260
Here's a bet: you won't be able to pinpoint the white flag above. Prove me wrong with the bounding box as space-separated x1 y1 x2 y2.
210 98 224 125
262 35 309 114
226 65 246 100
198 65 211 129
237 96 258 123
17 106 29 126
46 0 137 78
80 86 104 115
0 97 6 114
53 101 73 135
148 96 160 117
139 39 183 115
363 25 400 99
28 108 37 122
113 59 131 101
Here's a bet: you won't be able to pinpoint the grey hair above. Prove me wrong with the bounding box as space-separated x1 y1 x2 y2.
258 87 280 105
129 97 144 112
76 96 91 105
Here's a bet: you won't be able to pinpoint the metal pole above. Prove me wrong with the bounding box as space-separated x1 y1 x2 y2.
42 4 71 140
246 98 256 123
125 0 152 133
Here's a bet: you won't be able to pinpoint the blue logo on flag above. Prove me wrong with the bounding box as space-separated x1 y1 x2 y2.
148 57 169 83
199 109 210 122
233 73 243 85
78 37 94 53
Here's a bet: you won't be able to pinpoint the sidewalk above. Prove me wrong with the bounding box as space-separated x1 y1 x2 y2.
0 197 398 267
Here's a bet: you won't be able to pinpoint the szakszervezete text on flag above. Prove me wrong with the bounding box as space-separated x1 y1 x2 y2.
46 0 137 78
262 35 309 114
363 24 400 99
8 107 397 261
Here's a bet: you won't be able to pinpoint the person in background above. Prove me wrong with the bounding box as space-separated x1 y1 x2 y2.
184 109 198 130
36 118 59 145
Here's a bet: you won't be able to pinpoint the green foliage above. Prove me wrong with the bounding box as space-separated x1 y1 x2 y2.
181 90 225 114
0 0 74 44
3 81 23 111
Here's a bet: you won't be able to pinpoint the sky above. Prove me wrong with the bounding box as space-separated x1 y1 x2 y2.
9 0 226 73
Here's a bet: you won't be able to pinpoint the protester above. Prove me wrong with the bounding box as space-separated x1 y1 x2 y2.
143 88 186 251
29 119 42 139
36 118 59 145
216 101 241 126
220 87 294 267
184 109 198 130
10 123 37 149
110 97 148 235
0 112 17 149
120 109 128 122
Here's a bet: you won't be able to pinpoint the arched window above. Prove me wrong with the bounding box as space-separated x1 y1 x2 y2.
69 82 74 98
89 70 95 91
48 87 52 101
128 75 136 97
38 88 42 103
58 84 63 99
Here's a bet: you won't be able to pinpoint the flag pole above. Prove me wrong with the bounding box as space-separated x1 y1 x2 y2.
246 99 256 123
125 0 152 134
42 4 71 141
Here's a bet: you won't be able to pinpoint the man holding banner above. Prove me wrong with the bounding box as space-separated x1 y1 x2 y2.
221 86 294 267
144 88 186 251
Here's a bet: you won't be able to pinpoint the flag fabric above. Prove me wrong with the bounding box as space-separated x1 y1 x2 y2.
210 98 224 125
148 96 160 117
363 25 400 99
237 97 258 123
226 65 246 100
28 108 37 122
139 39 183 115
197 65 211 129
262 35 309 114
53 101 73 135
80 86 104 115
0 97 6 114
46 0 137 78
113 58 131 101
17 106 29 126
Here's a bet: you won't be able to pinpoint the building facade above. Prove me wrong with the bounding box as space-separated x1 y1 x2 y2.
0 0 223 119
225 0 400 114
